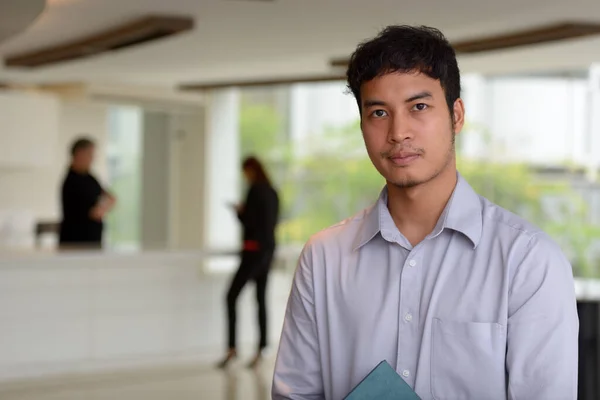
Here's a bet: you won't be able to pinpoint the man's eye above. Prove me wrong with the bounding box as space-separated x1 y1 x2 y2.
412 103 428 111
372 110 388 117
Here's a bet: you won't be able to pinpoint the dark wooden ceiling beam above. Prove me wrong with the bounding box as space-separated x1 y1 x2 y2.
453 22 600 53
179 74 347 91
4 15 194 68
330 21 600 68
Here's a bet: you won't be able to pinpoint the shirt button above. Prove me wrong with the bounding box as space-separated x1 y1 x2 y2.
408 259 417 267
402 370 410 378
404 313 413 322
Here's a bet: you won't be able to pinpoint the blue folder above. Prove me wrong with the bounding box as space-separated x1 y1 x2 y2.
343 360 421 400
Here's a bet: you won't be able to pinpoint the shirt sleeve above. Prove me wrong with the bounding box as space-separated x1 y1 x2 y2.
506 232 579 400
272 241 324 399
91 175 107 199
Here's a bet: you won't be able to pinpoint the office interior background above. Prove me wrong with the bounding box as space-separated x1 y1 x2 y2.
2 0 600 399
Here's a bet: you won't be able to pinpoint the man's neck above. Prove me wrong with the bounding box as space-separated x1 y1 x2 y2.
70 164 88 175
387 167 458 246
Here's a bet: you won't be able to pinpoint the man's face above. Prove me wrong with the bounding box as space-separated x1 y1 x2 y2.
75 145 95 171
360 71 464 188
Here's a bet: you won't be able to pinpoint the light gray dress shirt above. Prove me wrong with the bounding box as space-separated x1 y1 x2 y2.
272 174 578 400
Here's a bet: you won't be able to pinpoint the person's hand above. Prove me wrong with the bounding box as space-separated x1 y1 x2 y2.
106 196 116 208
89 205 105 222
100 193 116 209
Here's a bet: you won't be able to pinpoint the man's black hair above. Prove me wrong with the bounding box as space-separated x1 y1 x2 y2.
71 137 95 156
346 25 461 116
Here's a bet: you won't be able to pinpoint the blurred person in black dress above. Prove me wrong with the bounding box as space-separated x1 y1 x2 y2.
219 156 280 369
59 137 116 250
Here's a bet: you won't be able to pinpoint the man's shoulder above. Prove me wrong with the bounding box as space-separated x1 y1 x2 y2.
62 170 78 186
479 195 543 241
477 196 565 259
477 198 574 301
304 205 375 251
86 173 102 189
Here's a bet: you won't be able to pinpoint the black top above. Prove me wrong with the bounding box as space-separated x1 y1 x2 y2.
238 182 279 250
59 168 104 244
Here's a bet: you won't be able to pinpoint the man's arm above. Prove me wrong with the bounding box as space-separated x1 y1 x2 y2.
272 241 324 399
103 190 117 205
89 189 117 222
506 232 579 399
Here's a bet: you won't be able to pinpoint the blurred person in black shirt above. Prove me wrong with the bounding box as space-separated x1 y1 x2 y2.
59 137 116 250
218 156 280 369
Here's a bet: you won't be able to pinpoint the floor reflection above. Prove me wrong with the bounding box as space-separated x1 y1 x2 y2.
225 365 270 400
0 360 275 400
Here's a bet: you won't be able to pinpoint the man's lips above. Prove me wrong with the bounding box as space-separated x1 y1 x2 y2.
388 152 420 165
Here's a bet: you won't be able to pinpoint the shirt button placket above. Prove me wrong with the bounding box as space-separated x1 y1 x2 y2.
397 252 419 382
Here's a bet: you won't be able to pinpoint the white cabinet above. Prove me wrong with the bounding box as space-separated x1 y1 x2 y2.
0 91 60 168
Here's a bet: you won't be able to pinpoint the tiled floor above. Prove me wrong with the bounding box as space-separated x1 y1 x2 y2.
0 359 275 400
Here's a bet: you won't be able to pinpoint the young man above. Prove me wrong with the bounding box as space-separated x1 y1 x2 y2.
272 26 578 400
59 137 116 249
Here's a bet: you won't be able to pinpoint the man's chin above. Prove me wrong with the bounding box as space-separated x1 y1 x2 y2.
387 175 423 189
387 168 443 188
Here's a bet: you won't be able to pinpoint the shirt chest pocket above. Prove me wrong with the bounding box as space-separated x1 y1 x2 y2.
431 318 507 400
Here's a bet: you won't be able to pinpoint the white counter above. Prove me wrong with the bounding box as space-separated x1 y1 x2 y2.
0 250 292 382
574 278 600 301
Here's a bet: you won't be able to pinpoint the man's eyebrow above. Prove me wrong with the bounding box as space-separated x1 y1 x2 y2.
405 91 433 103
363 91 434 108
363 99 387 108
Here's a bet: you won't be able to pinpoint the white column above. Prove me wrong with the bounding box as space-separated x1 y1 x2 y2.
587 64 600 182
204 88 241 254
168 109 206 250
289 85 309 158
141 111 170 250
459 73 491 161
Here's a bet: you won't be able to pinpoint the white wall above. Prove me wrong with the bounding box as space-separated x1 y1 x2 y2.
0 91 60 169
0 91 60 233
0 93 108 248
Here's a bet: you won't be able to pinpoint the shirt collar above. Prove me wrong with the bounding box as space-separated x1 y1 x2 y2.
353 173 483 251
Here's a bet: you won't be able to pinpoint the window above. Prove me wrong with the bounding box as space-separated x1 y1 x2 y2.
105 106 142 251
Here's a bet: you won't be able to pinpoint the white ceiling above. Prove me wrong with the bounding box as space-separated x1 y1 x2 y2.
2 0 600 88
0 0 45 45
